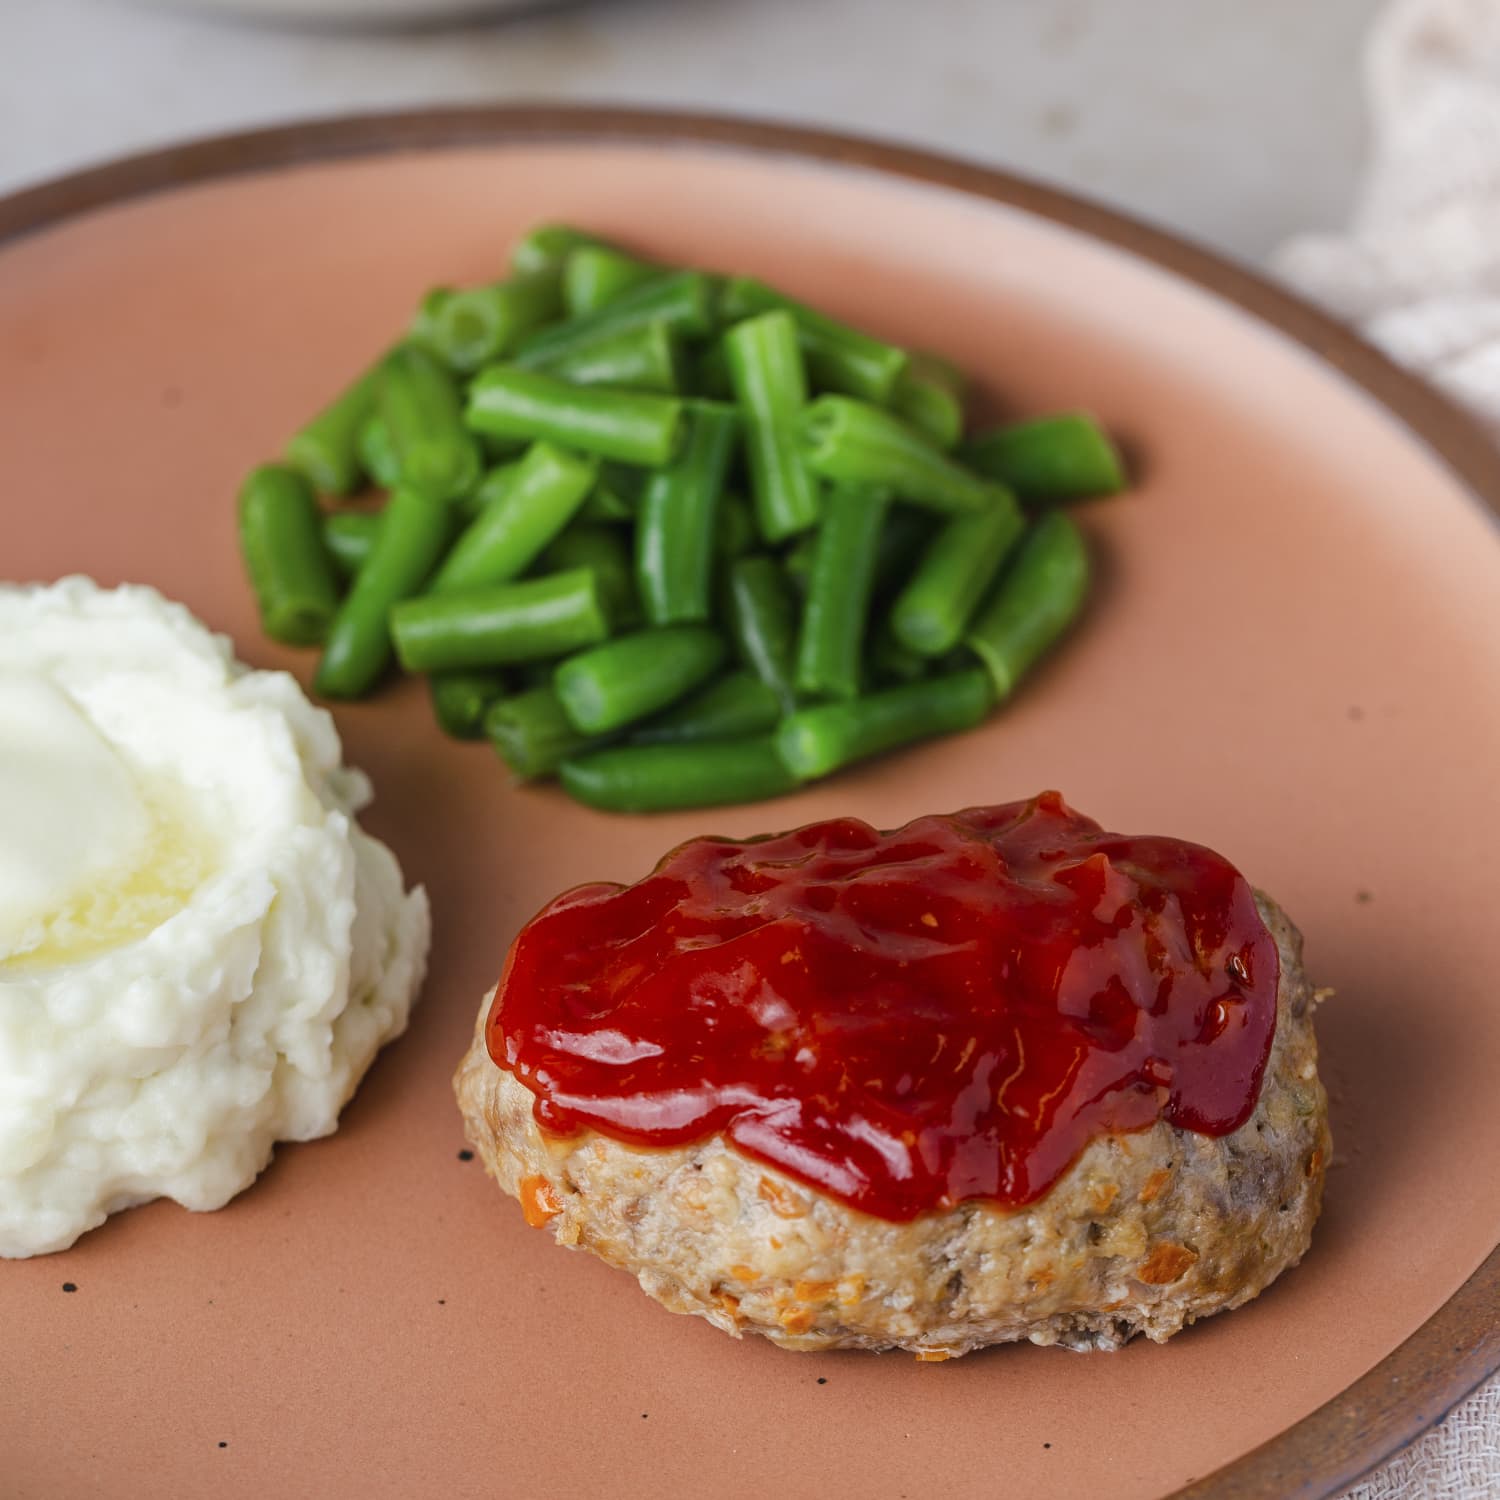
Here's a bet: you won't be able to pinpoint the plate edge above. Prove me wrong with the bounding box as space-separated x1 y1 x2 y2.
1 100 1495 1500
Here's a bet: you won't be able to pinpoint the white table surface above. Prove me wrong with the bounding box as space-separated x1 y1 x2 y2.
3 0 1383 262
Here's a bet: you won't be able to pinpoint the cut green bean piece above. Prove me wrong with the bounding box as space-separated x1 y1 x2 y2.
466 366 684 468
579 486 633 523
795 486 889 699
286 360 381 497
409 287 455 351
868 618 932 685
872 505 940 596
476 429 530 464
800 396 994 515
554 625 727 735
429 671 507 740
518 658 561 688
727 555 799 710
430 272 564 373
560 738 798 814
636 402 739 625
715 493 756 559
891 488 1026 657
724 310 821 541
776 668 994 781
543 321 682 394
431 441 597 594
964 413 1126 501
511 224 613 279
695 338 732 400
891 353 966 451
782 533 817 594
579 462 645 522
539 523 639 628
455 459 522 522
321 509 383 579
720 277 908 403
356 414 401 489
629 671 782 746
378 344 482 504
563 245 660 317
315 486 451 698
390 568 610 673
964 511 1091 699
238 464 341 646
485 684 602 780
514 271 718 370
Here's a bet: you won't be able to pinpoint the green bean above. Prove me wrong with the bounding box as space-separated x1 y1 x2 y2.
636 403 739 625
727 555 799 710
964 511 1091 699
720 277 908 403
715 493 756 559
795 486 889 699
511 224 612 279
724 310 821 541
430 272 565 373
429 671 507 740
775 668 994 781
378 345 482 504
238 464 341 646
543 321 682 394
356 414 401 490
578 463 644 522
554 625 727 735
629 671 782 746
800 396 995 515
964 413 1126 501
514 271 718 369
466 366 684 468
891 489 1026 656
782 533 817 594
868 618 932 685
486 684 603 780
695 339 732 400
453 460 521 525
891 353 966 450
559 738 798 813
286 360 381 496
539 523 639 627
409 287 455 351
321 510 383 579
578 487 632 523
390 569 610 673
315 486 451 698
431 441 597 594
601 463 647 506
476 429 530 464
518 658 562 688
563 245 659 317
872 505 940 596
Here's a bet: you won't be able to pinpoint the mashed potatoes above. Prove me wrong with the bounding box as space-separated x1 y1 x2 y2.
0 578 430 1258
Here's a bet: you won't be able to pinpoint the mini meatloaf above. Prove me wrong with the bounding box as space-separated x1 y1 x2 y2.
455 799 1330 1357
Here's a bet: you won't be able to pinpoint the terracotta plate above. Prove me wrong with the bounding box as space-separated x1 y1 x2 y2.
3 110 1499 1500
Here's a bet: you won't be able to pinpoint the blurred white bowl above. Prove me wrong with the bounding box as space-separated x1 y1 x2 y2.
128 0 559 24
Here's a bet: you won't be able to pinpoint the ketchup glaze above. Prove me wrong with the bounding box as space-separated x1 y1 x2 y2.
487 793 1279 1222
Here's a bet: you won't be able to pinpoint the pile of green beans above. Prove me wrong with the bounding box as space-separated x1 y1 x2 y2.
239 223 1127 813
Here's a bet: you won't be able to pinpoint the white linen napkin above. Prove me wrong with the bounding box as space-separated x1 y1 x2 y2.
1275 0 1500 438
1275 3 1500 1496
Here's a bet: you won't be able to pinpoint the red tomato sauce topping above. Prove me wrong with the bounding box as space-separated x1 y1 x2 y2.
487 792 1279 1222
